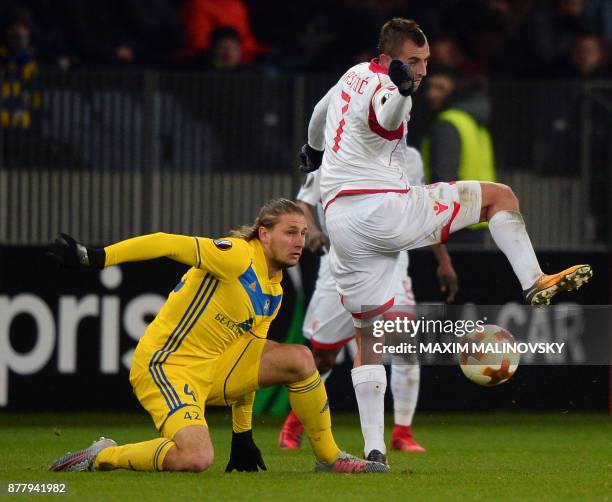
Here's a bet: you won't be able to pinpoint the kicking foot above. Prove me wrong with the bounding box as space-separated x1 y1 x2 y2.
49 437 116 472
524 264 593 305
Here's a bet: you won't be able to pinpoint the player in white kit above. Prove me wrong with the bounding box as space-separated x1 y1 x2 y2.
298 17 592 463
279 147 457 454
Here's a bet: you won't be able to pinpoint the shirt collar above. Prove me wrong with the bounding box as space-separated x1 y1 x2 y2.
369 58 388 74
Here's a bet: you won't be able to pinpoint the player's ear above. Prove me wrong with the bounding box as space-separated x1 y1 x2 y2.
258 226 269 244
379 53 391 67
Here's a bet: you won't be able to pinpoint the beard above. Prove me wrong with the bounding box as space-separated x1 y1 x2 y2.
270 255 298 271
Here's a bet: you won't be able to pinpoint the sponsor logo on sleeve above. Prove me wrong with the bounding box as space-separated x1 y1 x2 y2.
213 239 233 250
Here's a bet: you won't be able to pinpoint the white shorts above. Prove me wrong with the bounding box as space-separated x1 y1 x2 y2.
303 254 416 349
325 181 481 320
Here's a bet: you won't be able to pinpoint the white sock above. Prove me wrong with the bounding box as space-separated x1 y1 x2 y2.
391 364 419 426
488 210 543 289
320 369 332 382
351 364 387 456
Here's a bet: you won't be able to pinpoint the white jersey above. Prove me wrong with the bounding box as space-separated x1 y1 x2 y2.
297 146 425 272
307 59 415 209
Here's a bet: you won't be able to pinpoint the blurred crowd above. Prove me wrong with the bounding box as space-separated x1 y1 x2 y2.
0 0 610 78
0 0 609 241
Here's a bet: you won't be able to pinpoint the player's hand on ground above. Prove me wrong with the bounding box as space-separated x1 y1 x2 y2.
388 59 416 97
47 233 105 269
298 144 324 173
307 230 330 256
225 430 267 472
437 261 458 303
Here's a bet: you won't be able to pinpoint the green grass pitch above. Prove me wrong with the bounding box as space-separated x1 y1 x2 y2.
1 412 610 501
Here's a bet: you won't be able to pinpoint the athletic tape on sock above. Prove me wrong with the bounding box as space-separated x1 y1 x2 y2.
489 209 524 227
351 364 387 387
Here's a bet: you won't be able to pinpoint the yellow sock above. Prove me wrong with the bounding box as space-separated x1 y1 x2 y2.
287 371 341 463
94 437 175 471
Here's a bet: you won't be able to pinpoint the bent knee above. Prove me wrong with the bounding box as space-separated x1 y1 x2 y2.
287 344 317 381
185 450 214 472
495 183 518 205
482 182 518 210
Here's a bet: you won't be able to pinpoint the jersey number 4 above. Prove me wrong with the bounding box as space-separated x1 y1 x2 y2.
332 91 351 153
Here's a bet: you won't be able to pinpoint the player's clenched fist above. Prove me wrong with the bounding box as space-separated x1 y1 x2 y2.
47 233 106 269
225 430 267 472
307 229 330 256
388 59 416 96
298 143 324 173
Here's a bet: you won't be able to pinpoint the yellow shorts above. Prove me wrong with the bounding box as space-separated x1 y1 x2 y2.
130 333 266 439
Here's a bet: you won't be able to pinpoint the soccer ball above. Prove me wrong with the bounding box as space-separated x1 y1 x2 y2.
459 324 520 387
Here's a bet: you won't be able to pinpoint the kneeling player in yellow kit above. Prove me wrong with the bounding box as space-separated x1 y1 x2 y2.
48 199 387 474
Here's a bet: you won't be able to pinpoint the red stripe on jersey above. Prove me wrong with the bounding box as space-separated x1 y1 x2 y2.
440 201 461 244
324 188 410 211
352 297 395 319
368 84 405 140
382 310 417 321
310 336 354 350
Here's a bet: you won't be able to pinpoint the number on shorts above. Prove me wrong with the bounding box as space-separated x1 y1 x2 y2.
184 410 201 420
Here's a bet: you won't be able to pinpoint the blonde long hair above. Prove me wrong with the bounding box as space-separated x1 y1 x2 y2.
229 198 304 240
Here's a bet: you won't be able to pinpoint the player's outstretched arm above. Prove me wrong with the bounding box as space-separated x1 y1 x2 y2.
225 393 267 472
48 233 106 269
104 233 200 267
48 232 202 269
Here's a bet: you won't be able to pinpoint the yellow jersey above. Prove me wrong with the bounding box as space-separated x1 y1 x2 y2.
105 232 283 359
105 232 282 401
